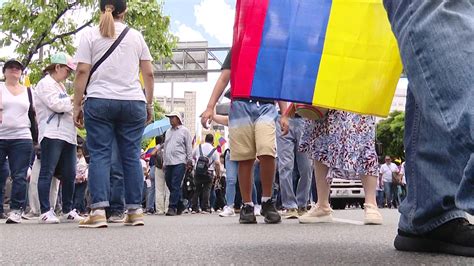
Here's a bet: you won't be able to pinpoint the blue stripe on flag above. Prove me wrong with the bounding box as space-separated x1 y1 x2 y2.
251 0 333 103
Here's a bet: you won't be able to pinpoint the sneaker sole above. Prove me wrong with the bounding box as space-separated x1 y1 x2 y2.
282 215 299 219
264 217 282 224
108 219 125 223
124 221 145 226
394 234 474 257
298 215 333 224
364 218 383 225
79 222 108 228
219 214 236 217
5 219 21 224
239 217 257 224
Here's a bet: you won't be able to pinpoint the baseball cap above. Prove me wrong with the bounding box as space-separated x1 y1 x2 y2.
51 52 76 71
2 59 24 73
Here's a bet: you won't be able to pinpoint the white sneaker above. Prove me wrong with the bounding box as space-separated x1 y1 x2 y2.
364 203 383 225
39 209 60 224
63 209 85 223
219 206 236 217
254 204 262 216
6 210 22 224
298 204 333 224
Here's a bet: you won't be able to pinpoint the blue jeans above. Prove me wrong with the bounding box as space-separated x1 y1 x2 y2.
383 182 394 207
0 139 32 211
225 152 238 207
0 159 10 213
384 0 474 234
164 163 186 210
73 182 87 213
277 117 313 209
84 98 146 209
146 165 156 211
108 140 125 214
38 138 75 214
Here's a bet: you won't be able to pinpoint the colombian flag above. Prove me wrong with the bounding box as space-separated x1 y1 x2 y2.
231 0 403 117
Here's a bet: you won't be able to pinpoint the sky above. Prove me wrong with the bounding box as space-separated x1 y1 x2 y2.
0 0 236 132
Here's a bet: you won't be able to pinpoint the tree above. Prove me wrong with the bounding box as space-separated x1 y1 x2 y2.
376 111 405 160
0 0 176 84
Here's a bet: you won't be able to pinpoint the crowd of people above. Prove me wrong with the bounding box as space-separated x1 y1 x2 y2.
0 0 472 258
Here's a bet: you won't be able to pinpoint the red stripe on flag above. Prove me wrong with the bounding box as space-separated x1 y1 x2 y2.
231 0 270 99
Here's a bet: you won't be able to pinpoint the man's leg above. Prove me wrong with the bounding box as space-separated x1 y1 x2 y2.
146 166 156 212
202 181 212 212
294 118 313 211
277 117 297 211
255 103 280 224
57 142 77 215
384 0 474 255
383 182 393 208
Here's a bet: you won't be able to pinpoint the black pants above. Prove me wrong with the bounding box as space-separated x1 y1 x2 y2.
192 182 212 212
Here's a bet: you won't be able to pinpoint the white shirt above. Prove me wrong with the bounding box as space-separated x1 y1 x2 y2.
163 125 193 166
380 162 399 183
74 22 152 102
34 75 77 145
399 162 406 185
0 84 31 140
192 142 219 171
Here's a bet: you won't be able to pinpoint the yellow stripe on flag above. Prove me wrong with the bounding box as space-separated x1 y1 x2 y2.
313 0 403 117
146 138 156 151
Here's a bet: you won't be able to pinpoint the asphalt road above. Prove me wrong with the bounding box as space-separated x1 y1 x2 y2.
0 209 472 265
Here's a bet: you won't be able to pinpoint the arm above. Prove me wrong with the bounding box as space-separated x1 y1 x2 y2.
140 60 154 124
200 69 230 128
214 160 221 178
73 63 91 128
36 82 73 113
212 114 229 126
278 101 290 136
185 130 193 163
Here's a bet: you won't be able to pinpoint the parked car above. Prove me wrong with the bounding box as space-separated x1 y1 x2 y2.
330 178 365 209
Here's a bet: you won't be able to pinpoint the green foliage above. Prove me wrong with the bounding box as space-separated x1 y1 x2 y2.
0 0 176 84
376 111 405 160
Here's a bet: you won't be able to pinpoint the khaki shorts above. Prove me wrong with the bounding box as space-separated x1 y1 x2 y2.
228 100 277 161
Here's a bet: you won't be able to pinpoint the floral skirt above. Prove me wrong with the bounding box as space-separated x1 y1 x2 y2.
299 110 379 182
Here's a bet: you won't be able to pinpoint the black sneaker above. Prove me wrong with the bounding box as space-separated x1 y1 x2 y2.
239 204 257 224
166 208 177 216
261 200 281 224
394 218 474 257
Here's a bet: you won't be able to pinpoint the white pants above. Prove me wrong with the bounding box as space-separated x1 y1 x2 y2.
154 167 169 213
28 159 60 215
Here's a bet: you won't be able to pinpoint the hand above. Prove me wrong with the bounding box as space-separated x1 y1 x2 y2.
73 105 84 129
200 107 214 129
146 105 153 125
280 115 290 136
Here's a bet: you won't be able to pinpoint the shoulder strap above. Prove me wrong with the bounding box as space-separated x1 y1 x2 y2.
26 87 39 144
199 144 203 157
85 27 130 94
207 148 217 158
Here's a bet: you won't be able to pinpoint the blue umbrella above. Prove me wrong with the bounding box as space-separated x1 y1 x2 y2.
142 117 171 139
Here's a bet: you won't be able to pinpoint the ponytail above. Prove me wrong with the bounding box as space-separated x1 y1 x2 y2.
99 5 115 38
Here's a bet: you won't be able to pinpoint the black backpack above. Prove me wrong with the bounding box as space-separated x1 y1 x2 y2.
195 144 216 178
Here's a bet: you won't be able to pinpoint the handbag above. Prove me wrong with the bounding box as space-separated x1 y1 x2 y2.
284 102 328 120
85 27 130 94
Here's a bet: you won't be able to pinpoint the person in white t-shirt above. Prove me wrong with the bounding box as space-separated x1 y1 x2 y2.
379 156 399 208
0 59 35 224
35 52 84 224
73 0 154 228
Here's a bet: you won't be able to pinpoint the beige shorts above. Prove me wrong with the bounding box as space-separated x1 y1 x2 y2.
228 101 277 161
